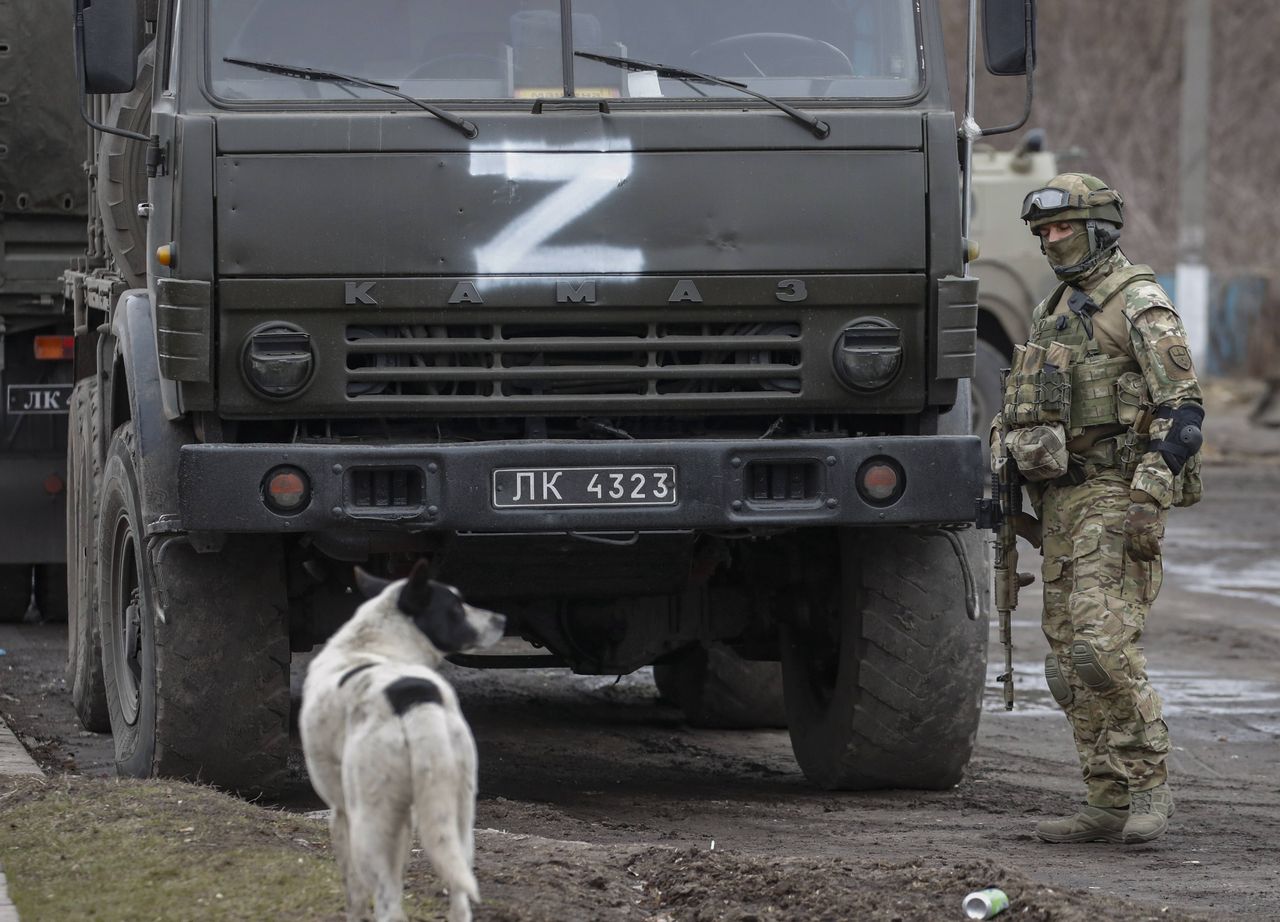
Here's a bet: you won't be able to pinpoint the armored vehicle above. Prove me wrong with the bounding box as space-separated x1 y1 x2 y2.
0 4 84 622
969 131 1060 431
61 0 1034 792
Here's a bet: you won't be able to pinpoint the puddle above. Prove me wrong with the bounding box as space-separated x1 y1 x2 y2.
983 662 1280 739
1162 558 1280 609
1161 523 1280 608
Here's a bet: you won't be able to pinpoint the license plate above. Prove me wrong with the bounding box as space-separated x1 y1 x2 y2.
6 384 73 415
492 466 677 508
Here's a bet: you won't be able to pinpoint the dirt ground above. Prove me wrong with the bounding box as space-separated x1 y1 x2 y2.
2 393 1278 920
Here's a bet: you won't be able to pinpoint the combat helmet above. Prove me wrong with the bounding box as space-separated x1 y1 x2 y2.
1021 173 1124 280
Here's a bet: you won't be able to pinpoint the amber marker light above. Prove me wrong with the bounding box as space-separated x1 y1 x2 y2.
856 458 904 506
33 335 75 361
263 466 311 514
156 244 173 266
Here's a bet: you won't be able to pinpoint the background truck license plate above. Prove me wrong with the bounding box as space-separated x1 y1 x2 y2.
6 384 73 414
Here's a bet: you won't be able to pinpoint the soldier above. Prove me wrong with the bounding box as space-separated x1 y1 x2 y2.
999 173 1204 844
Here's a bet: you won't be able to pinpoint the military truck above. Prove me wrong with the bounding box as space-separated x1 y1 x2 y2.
969 130 1060 431
61 0 1035 792
0 4 85 623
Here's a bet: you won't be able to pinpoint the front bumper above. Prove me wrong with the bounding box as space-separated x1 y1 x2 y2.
177 435 982 533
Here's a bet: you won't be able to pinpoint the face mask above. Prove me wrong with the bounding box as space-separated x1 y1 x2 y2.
1043 226 1093 281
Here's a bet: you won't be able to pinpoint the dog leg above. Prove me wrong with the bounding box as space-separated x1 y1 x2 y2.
415 793 478 922
446 888 472 922
458 732 479 868
350 808 411 922
328 808 369 922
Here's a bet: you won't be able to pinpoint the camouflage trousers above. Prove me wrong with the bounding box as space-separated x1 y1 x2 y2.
1039 470 1171 808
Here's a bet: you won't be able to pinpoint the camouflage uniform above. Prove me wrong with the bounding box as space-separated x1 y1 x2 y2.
1003 174 1203 842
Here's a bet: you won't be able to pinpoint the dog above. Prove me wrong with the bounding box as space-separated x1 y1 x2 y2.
300 560 506 922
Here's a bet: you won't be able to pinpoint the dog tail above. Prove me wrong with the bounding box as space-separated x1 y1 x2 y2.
401 700 481 906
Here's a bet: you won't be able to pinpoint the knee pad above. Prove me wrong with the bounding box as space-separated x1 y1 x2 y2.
1044 653 1073 707
1071 639 1114 690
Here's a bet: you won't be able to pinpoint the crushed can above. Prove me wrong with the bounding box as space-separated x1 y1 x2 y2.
963 887 1010 920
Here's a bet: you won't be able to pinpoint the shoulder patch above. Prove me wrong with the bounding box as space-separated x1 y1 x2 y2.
384 676 443 715
1155 334 1197 380
1168 343 1193 371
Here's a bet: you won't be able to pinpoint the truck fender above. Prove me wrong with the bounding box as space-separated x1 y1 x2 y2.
106 289 194 536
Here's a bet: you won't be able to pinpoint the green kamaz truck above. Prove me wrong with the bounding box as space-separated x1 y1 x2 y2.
58 0 1035 792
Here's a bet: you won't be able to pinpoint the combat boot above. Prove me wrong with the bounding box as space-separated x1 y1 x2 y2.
1123 783 1175 844
1035 805 1128 843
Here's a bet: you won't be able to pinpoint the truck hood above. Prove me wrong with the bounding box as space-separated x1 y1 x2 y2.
214 116 926 277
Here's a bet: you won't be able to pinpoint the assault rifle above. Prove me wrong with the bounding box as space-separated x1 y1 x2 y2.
976 430 1038 710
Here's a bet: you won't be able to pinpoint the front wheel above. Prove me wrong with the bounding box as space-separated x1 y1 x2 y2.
98 423 291 793
781 528 987 790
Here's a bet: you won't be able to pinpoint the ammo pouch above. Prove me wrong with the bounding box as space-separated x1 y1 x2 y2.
1005 424 1070 482
1069 354 1140 435
1003 368 1072 428
1114 372 1147 426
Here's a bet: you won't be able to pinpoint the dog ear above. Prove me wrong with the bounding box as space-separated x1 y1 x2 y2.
353 566 392 600
395 559 436 616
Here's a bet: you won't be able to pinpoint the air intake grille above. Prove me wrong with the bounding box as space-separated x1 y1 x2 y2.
745 460 820 501
348 467 424 509
344 320 802 401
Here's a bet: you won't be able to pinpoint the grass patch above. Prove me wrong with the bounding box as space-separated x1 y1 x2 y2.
0 776 441 922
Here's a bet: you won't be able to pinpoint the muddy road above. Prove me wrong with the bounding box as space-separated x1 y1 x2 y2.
2 460 1278 920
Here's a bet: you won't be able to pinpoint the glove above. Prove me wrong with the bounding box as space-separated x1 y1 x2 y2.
1123 492 1164 561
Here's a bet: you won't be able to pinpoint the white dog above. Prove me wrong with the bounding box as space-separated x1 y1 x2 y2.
300 561 505 922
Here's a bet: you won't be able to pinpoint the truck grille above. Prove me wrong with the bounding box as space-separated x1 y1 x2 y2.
348 467 424 510
745 460 821 501
344 320 802 401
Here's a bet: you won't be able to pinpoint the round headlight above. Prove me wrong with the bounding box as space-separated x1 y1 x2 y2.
833 318 903 393
241 322 315 399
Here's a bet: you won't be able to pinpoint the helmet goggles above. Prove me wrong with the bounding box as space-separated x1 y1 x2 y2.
1021 186 1124 223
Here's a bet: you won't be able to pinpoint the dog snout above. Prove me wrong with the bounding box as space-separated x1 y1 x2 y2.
483 612 507 645
468 607 506 649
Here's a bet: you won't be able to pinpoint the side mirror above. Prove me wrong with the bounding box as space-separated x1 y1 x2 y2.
982 0 1036 77
76 0 141 94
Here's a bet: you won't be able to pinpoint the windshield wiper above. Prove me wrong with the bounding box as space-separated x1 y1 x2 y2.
223 57 478 139
573 50 829 139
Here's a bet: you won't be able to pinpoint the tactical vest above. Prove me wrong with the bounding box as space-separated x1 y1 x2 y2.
1010 265 1156 439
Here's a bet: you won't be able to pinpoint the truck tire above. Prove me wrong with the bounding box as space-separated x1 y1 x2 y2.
654 643 787 728
98 422 290 793
66 379 110 731
971 338 1007 437
0 566 32 623
780 528 987 790
97 44 154 290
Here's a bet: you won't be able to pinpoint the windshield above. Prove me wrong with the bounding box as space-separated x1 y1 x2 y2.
207 0 921 102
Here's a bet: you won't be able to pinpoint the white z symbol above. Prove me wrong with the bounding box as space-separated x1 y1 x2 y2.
469 150 644 274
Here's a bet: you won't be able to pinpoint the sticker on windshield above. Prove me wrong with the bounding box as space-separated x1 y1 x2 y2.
515 87 620 98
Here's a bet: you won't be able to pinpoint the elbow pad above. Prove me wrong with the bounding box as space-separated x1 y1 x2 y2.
1148 404 1205 475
